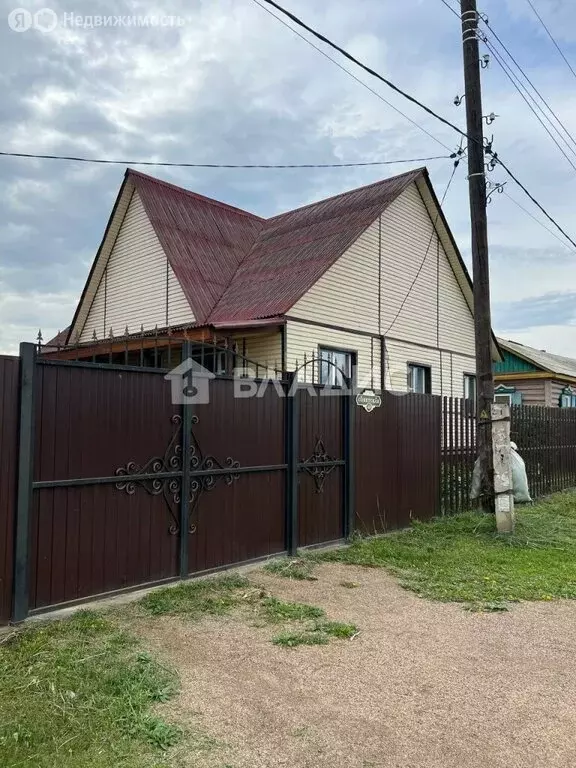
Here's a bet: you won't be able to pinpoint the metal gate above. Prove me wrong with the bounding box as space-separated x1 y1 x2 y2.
10 343 354 621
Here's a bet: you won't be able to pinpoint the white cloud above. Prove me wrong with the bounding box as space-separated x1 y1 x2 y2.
0 285 77 355
497 325 576 358
0 0 575 355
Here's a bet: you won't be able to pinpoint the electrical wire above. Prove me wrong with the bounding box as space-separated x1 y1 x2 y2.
384 159 460 336
257 0 471 143
494 155 576 249
257 0 576 250
440 0 576 164
503 190 576 253
481 18 576 155
435 3 576 256
483 38 576 171
524 0 576 82
250 0 453 153
438 0 460 19
0 150 451 169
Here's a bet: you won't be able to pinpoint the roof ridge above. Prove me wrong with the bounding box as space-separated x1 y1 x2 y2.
498 337 576 371
267 167 425 221
207 216 272 322
126 168 264 221
209 170 424 323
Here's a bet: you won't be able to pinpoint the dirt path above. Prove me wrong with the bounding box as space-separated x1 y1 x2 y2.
140 563 576 768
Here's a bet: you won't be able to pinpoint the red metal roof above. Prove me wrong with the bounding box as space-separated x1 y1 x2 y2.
128 167 424 325
129 170 264 324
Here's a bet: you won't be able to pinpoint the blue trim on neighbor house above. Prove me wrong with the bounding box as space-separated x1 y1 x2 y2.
493 350 540 375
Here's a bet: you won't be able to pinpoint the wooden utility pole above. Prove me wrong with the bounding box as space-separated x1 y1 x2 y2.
461 0 495 513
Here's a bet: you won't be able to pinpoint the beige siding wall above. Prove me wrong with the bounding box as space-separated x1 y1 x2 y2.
286 320 380 386
380 188 436 347
449 352 476 399
286 181 476 395
385 339 441 393
437 232 476 355
80 191 193 341
290 221 380 333
231 329 283 377
415 177 476 355
385 341 474 397
380 184 475 354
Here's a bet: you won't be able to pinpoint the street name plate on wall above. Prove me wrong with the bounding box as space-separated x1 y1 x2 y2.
356 389 382 413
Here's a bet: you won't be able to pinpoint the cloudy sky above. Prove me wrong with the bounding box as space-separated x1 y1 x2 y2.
1 0 576 355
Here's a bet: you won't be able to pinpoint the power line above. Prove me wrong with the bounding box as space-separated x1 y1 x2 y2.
524 0 576 82
384 159 460 335
250 0 453 153
503 190 576 253
439 0 576 164
257 0 470 143
495 155 576 249
483 38 576 172
438 0 460 19
0 150 450 169
481 18 576 155
257 0 576 250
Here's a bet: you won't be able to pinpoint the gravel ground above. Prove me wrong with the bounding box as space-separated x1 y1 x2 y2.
140 563 576 768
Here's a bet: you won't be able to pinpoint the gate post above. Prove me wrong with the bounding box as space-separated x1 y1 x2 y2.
12 342 37 623
285 372 299 555
179 341 193 578
343 376 355 539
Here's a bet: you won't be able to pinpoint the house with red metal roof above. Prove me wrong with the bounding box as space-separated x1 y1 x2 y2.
56 166 499 396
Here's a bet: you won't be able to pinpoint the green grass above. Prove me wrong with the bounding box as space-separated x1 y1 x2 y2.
0 611 181 768
320 492 576 608
0 574 360 765
315 620 358 639
263 558 318 581
259 597 325 623
272 620 358 648
138 574 251 618
273 631 330 647
137 575 353 647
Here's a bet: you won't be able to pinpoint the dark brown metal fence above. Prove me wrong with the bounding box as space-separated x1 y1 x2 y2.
441 397 476 515
511 405 576 498
355 393 442 534
30 362 180 610
0 356 19 624
2 342 576 625
297 387 346 547
187 378 286 573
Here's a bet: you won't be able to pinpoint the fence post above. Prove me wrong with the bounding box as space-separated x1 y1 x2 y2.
12 342 37 623
285 372 299 555
492 403 514 533
343 377 355 539
179 341 193 578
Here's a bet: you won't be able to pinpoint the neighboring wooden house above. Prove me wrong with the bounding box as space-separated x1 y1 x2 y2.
52 167 500 397
494 338 576 408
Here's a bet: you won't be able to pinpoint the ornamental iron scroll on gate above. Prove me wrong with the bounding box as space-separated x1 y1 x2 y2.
300 437 337 493
114 413 240 535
